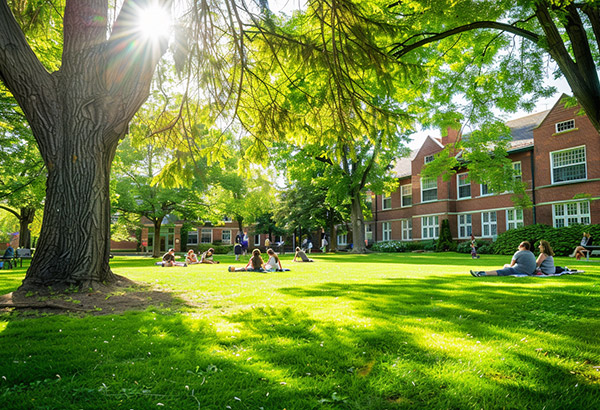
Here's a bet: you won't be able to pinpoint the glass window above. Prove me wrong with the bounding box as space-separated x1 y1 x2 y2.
480 183 491 196
401 184 412 207
422 216 439 239
551 146 586 184
222 230 231 244
382 222 392 241
506 209 524 230
458 214 472 238
512 162 522 182
424 155 434 164
481 212 497 238
457 173 471 199
201 228 212 244
254 234 260 246
553 201 590 227
187 230 198 245
365 225 373 242
421 177 438 202
337 233 348 245
382 195 391 210
402 219 412 241
555 119 575 133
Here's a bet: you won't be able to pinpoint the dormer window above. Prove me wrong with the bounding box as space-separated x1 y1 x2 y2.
555 119 575 133
424 155 434 164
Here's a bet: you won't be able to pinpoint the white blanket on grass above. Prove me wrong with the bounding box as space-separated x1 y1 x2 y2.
511 270 584 277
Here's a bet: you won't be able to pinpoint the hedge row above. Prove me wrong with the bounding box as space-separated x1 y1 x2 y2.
372 223 600 256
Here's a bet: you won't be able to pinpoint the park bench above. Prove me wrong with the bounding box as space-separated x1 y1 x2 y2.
582 246 600 261
14 248 33 267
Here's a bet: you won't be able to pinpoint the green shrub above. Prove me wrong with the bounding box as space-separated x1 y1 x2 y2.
371 240 408 253
456 239 488 254
436 219 456 251
422 240 437 251
192 244 233 255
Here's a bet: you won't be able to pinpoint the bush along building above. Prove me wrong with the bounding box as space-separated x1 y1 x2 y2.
368 96 600 245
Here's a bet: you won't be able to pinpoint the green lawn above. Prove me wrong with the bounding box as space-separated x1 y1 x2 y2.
1 253 599 409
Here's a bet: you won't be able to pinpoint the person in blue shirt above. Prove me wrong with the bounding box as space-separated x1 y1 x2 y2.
470 241 536 276
2 243 14 258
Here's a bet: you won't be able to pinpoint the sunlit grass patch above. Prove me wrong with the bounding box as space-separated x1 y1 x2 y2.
0 252 599 409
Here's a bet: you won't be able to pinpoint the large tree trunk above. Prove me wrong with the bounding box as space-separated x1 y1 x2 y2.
152 218 163 259
0 0 168 290
18 207 35 249
349 191 367 253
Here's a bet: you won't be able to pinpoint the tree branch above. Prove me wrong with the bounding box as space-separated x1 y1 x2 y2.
391 20 540 58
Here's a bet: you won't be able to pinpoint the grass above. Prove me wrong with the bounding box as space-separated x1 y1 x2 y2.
0 252 599 409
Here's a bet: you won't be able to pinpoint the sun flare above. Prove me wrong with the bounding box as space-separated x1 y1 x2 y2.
137 4 172 41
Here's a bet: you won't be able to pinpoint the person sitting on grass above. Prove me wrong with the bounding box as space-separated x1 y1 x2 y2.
162 248 187 267
570 232 593 260
186 249 199 265
229 248 264 272
200 248 220 264
293 247 314 262
470 241 536 277
536 240 568 275
264 248 283 272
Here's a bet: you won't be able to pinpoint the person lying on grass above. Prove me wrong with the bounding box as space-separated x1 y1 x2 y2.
293 247 314 262
229 249 265 272
470 241 536 277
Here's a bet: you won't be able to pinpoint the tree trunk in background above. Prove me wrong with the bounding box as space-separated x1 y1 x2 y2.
18 207 35 249
152 219 163 259
350 191 367 253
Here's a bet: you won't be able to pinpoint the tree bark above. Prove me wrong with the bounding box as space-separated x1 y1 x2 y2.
0 0 168 290
349 191 367 253
18 207 35 249
152 218 163 259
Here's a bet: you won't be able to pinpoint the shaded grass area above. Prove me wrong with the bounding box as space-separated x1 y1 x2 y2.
0 253 599 409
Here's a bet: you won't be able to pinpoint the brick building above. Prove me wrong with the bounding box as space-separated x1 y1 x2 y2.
368 96 600 244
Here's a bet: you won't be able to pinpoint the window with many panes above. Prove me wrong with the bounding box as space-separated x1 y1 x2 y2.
506 209 524 230
402 219 412 240
457 173 471 199
512 162 522 182
401 184 412 207
458 214 472 238
421 177 438 202
222 230 231 244
337 233 348 245
551 146 586 184
553 201 590 227
422 216 439 239
481 212 497 237
382 195 391 210
555 119 575 133
382 222 392 241
424 155 434 164
201 228 212 243
187 230 198 245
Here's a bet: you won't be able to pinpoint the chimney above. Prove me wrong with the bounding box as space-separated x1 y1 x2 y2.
441 125 460 146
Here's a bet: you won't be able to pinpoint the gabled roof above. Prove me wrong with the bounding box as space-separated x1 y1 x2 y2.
505 109 550 150
391 150 417 178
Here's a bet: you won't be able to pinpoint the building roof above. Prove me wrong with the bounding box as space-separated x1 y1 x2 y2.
391 150 417 178
505 109 550 150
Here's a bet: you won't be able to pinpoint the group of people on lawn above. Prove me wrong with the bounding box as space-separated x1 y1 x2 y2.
161 244 314 271
470 233 592 277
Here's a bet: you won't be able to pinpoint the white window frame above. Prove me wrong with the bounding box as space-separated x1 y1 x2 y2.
421 216 439 239
382 195 392 210
382 222 392 242
481 212 497 238
200 228 212 244
506 209 524 230
512 161 522 182
457 172 471 199
187 230 198 245
401 219 412 241
337 233 348 246
550 146 587 184
365 225 373 242
424 155 434 164
458 214 472 238
421 177 438 203
401 184 412 207
222 230 232 244
480 183 492 196
555 119 575 133
553 201 591 227
254 234 261 246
